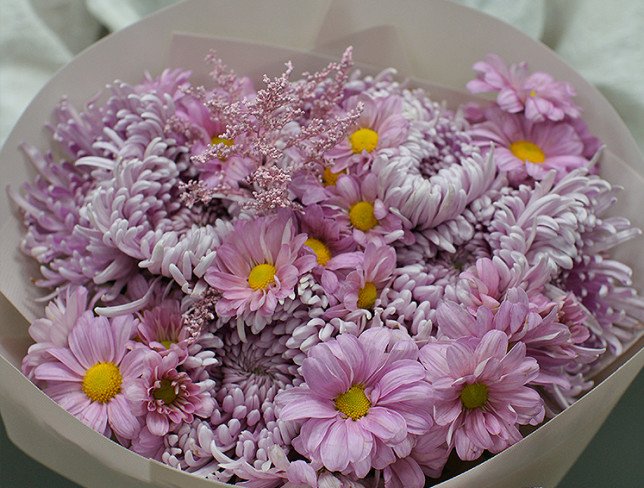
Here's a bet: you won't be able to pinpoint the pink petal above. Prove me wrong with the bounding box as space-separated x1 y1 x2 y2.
360 407 406 444
319 421 350 472
146 410 169 437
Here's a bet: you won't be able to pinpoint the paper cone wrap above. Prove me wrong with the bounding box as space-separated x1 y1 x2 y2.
0 1 641 487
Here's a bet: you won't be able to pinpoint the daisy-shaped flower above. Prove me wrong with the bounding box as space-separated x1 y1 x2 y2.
135 299 192 359
326 94 410 172
22 286 92 382
325 242 396 326
467 54 580 122
183 99 255 190
471 107 587 183
125 350 215 437
419 331 544 461
298 204 362 293
436 287 599 385
205 211 317 322
32 311 146 439
276 328 433 477
327 173 405 246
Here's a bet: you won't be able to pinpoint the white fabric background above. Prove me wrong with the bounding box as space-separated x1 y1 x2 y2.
1 0 642 153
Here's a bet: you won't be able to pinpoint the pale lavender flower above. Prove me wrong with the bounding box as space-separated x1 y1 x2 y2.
563 254 644 355
135 300 192 359
420 331 544 461
467 54 581 122
298 204 362 293
436 287 600 386
372 151 496 256
31 309 146 439
326 173 405 246
326 94 410 172
9 145 94 292
471 107 587 183
125 350 215 436
22 286 92 382
194 324 304 478
204 211 316 323
277 328 433 477
325 243 396 327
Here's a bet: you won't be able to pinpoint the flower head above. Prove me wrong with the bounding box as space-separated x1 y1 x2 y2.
327 174 405 246
136 300 192 359
467 54 580 122
325 242 397 327
471 107 587 183
277 328 433 477
298 204 362 293
205 211 316 323
327 94 410 172
420 331 544 461
32 310 146 439
125 351 215 436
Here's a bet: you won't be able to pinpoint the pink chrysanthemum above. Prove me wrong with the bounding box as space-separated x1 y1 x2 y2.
327 173 405 246
467 54 580 122
419 331 544 461
298 204 362 293
326 94 410 172
205 211 316 323
180 96 256 190
276 328 433 477
22 286 93 382
383 424 452 488
325 242 396 326
31 310 146 439
471 107 587 183
125 350 215 436
436 287 600 384
135 300 192 359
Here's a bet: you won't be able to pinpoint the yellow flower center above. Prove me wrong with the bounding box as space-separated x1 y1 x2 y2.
335 385 371 420
322 167 345 187
460 382 489 409
211 136 234 147
357 282 378 310
82 362 122 404
349 201 378 231
349 128 379 154
152 379 178 405
529 89 537 97
248 263 277 290
510 140 546 164
160 340 173 349
304 238 332 266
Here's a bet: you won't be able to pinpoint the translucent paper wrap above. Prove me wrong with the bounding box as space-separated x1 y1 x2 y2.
0 1 641 487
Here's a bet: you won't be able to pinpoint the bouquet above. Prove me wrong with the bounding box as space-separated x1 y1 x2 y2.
9 44 644 488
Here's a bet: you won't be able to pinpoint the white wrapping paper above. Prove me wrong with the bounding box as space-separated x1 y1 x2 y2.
0 1 642 487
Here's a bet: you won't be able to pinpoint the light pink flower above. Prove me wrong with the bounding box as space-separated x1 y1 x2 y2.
327 94 410 172
436 287 599 384
277 328 433 477
471 107 587 183
125 351 215 436
32 311 146 439
22 286 92 382
298 204 362 293
325 242 396 324
135 300 191 359
205 211 316 322
327 174 405 246
222 442 368 488
419 331 544 461
467 54 580 122
382 423 452 487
